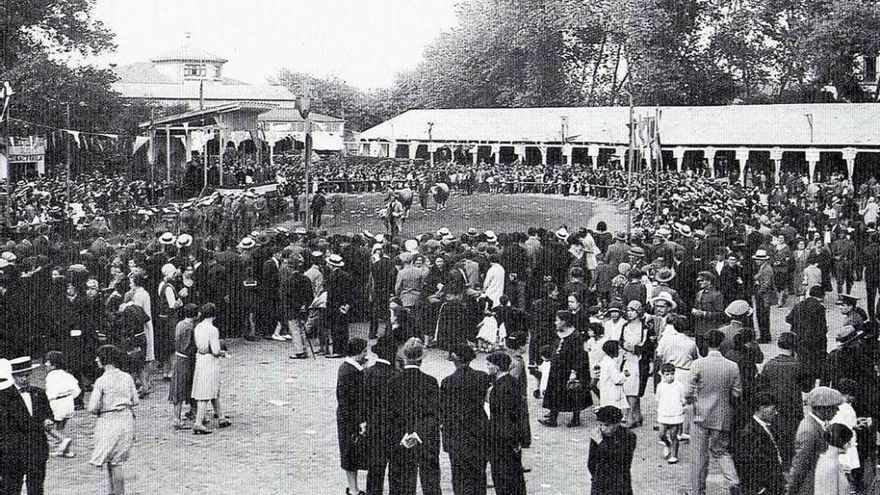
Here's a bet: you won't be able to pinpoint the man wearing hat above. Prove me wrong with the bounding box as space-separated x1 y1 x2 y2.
825 306 880 421
387 338 441 495
691 271 725 355
731 393 786 495
757 332 802 466
440 344 491 495
364 337 398 495
752 249 775 343
0 356 52 495
716 300 752 346
785 285 828 390
605 231 631 270
485 351 528 495
325 254 354 358
788 386 843 495
587 405 637 495
368 244 397 340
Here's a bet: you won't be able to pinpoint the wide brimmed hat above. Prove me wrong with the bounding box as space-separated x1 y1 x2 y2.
676 224 693 237
655 267 676 283
613 230 627 241
752 249 771 261
651 292 677 310
326 254 345 267
627 246 646 257
9 356 40 374
0 359 11 390
294 227 307 235
724 299 753 318
159 232 176 245
404 239 419 253
175 233 193 248
238 237 256 250
555 227 570 241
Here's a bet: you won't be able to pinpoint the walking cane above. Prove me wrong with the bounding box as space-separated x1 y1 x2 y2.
299 315 316 359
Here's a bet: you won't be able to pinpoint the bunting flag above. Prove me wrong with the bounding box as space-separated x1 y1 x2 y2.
132 136 151 154
637 116 662 169
65 130 81 149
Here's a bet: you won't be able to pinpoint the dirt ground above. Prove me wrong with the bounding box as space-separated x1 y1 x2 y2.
31 194 866 494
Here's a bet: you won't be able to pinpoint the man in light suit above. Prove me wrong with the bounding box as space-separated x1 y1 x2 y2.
787 386 842 495
731 393 787 495
687 330 742 495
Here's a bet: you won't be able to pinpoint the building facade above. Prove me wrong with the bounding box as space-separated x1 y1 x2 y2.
358 104 880 184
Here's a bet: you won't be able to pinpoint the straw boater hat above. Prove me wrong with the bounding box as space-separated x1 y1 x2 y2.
555 227 570 241
651 292 677 311
326 254 345 267
752 249 771 261
237 237 256 250
655 267 676 283
484 230 498 243
9 356 40 374
175 233 193 248
159 232 176 245
294 227 307 235
0 359 11 390
724 300 752 318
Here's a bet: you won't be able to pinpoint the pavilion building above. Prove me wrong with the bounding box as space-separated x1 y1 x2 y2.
357 104 880 184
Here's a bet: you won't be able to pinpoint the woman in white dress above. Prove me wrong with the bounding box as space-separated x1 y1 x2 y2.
88 345 139 495
620 300 647 427
190 303 230 435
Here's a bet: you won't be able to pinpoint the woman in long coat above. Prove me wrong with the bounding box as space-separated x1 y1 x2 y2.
538 310 592 428
620 300 650 427
337 338 368 495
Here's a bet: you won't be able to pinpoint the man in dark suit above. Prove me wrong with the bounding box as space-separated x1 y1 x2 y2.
486 352 528 495
440 344 491 495
364 337 398 495
325 254 354 358
732 393 787 495
0 357 52 495
260 248 284 338
368 245 396 339
387 338 441 495
785 285 828 390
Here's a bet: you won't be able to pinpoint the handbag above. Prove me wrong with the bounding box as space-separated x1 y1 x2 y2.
566 378 583 391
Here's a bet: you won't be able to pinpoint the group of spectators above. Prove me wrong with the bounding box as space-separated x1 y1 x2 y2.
4 148 880 493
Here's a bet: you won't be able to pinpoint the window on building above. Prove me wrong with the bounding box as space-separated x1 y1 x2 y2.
866 56 877 83
184 63 207 79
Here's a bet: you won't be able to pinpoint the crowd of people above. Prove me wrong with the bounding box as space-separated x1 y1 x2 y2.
2 151 880 494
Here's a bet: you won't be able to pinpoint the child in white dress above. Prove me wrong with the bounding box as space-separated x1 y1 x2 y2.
44 350 81 458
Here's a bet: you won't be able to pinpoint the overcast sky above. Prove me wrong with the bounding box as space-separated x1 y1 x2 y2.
91 0 460 89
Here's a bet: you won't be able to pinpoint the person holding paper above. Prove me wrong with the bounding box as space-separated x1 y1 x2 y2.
387 338 440 495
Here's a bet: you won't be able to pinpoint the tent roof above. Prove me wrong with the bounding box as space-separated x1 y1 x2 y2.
139 102 277 129
259 107 344 123
358 104 880 148
114 81 296 102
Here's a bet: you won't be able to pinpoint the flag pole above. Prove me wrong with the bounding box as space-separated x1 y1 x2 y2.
655 107 664 219
626 93 634 234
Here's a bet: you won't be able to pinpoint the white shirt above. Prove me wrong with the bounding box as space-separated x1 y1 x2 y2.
344 358 364 371
15 385 33 416
45 369 81 421
655 380 686 423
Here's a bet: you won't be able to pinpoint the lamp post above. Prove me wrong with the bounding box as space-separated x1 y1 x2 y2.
296 95 312 229
427 122 434 168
